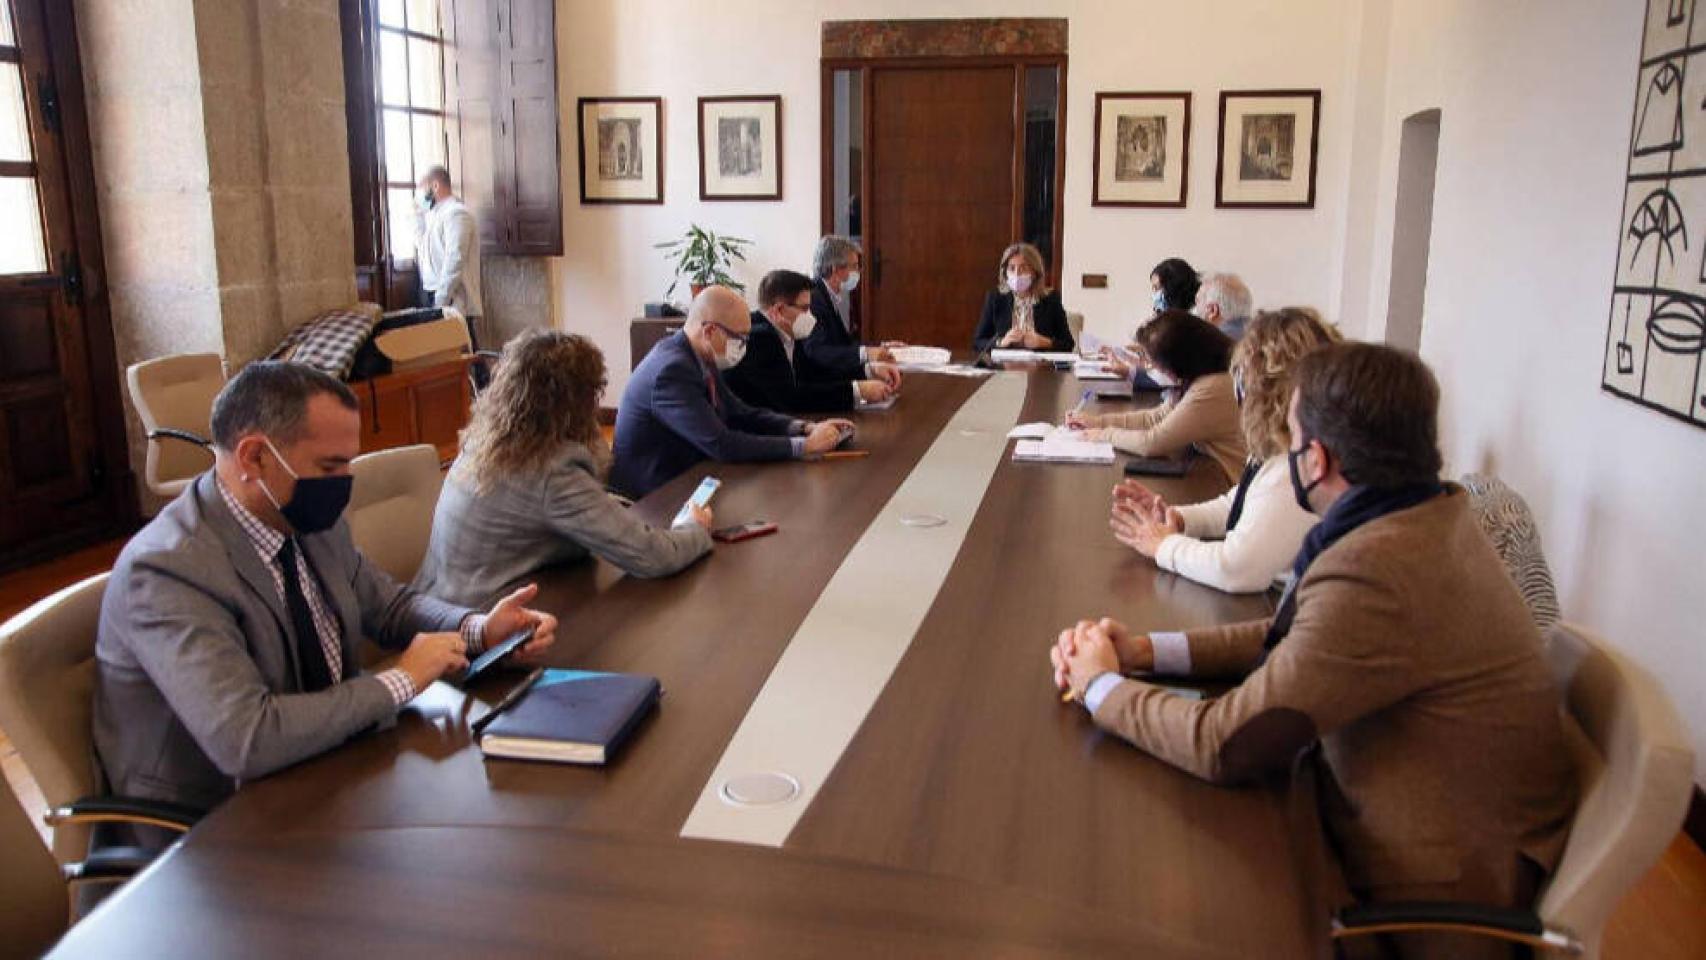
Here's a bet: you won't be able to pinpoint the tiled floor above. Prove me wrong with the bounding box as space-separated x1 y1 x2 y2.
2 538 1702 956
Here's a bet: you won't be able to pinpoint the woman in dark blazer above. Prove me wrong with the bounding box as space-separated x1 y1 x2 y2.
972 242 1076 355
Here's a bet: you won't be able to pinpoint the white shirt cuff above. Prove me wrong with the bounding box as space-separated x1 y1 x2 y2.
859 346 870 362
1149 631 1192 676
1084 672 1127 714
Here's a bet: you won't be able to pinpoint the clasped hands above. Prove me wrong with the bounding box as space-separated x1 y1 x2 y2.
999 327 1053 351
1049 617 1155 702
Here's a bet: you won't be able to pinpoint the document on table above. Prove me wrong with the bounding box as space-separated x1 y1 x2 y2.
1073 360 1122 380
890 345 952 368
858 394 898 411
990 349 1079 364
934 364 994 378
1006 422 1054 440
1078 331 1105 357
1012 435 1116 464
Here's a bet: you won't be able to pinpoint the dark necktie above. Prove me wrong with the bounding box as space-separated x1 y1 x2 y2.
277 538 334 692
704 370 722 414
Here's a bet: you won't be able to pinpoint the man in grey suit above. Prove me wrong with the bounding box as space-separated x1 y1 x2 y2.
94 362 558 816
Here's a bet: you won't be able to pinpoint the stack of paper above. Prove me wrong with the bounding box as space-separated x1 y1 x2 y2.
1078 331 1106 357
1013 436 1116 464
891 345 952 368
990 349 1079 364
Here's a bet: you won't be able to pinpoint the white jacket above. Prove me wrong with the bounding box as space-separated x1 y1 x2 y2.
1153 455 1317 594
417 196 482 316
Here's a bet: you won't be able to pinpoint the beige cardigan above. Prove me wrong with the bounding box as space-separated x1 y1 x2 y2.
1088 372 1247 485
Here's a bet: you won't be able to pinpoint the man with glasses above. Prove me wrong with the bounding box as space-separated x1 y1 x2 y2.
610 286 855 499
726 269 900 414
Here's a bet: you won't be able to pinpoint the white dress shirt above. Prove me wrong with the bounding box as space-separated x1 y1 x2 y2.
417 196 483 316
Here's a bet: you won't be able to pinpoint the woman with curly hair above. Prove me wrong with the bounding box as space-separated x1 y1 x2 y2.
1107 307 1340 594
414 331 712 607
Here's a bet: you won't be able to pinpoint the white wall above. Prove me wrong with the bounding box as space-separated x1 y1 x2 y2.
552 0 1364 396
1364 0 1706 784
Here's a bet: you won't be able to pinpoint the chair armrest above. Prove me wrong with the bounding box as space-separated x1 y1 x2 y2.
61 845 161 886
1333 901 1581 954
47 796 203 834
147 427 211 448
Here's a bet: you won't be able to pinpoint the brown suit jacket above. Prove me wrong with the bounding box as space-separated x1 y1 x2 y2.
1094 489 1576 905
1096 372 1246 487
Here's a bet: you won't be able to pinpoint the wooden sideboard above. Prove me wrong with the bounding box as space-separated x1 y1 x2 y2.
630 317 686 371
351 357 472 463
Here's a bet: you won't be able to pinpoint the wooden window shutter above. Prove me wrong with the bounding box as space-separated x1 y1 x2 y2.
443 0 562 256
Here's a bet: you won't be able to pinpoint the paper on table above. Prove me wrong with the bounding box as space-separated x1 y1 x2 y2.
1012 437 1116 464
934 364 994 378
989 349 1079 364
890 345 951 367
858 395 898 411
1078 331 1105 357
1073 360 1122 380
1006 422 1054 439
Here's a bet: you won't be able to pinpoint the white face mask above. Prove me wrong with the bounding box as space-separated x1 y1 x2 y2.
715 335 746 370
788 308 817 341
1008 272 1033 294
1152 289 1167 312
842 270 860 292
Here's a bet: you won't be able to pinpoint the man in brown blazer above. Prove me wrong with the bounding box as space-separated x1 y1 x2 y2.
1052 343 1576 959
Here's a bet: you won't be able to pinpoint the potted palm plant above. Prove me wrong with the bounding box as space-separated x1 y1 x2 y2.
655 224 753 301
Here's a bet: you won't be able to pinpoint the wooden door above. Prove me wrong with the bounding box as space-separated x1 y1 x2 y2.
0 0 131 567
866 66 1017 350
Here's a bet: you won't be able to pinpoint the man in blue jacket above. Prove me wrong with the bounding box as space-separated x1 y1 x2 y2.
611 286 855 499
726 269 899 414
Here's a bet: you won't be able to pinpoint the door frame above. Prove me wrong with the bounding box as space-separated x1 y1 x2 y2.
820 53 1068 341
1 0 136 571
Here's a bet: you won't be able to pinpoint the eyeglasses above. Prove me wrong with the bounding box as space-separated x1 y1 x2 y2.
709 322 749 345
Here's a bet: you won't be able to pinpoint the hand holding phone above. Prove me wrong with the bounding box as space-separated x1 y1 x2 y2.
672 476 721 527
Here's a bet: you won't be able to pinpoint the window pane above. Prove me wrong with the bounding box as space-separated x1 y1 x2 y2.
0 62 31 163
405 0 438 36
387 187 418 262
379 31 408 106
407 37 441 110
382 108 413 184
377 0 405 29
1022 66 1059 267
0 176 48 275
411 113 443 180
830 69 863 243
0 2 14 47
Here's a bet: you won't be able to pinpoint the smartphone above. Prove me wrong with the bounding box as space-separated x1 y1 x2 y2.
712 520 778 543
671 475 722 527
458 625 536 687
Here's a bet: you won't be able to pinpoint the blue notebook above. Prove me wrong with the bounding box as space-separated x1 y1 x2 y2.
477 669 661 765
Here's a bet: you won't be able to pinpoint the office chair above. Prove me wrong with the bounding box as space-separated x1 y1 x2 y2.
0 574 199 885
1331 623 1694 957
126 353 224 498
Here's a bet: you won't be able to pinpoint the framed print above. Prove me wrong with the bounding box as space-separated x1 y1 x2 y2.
578 97 663 204
699 95 782 201
1215 90 1321 208
1093 92 1191 207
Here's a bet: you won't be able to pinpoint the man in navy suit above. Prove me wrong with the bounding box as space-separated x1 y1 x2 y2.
802 235 906 385
726 270 902 414
610 286 856 499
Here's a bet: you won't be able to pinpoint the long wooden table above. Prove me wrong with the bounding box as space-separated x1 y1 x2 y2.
50 367 1316 958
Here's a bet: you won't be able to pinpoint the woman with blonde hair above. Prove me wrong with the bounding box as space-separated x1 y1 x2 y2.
972 242 1076 354
414 330 712 607
1107 307 1340 593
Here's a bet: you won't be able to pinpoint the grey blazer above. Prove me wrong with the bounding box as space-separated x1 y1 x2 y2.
413 442 713 608
93 472 473 811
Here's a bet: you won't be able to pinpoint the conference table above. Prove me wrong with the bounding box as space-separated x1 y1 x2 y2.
51 365 1321 958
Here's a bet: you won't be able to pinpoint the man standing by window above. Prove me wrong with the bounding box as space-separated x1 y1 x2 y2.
416 165 484 345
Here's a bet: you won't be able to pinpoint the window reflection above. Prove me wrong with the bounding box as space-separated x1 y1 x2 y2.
1023 66 1059 273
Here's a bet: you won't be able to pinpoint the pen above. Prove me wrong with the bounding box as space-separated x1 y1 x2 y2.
471 666 545 736
822 450 870 460
1073 388 1094 413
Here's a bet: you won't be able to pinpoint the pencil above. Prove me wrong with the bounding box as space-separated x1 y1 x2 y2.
822 450 870 460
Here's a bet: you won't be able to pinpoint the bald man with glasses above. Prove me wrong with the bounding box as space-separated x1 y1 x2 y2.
610 286 855 499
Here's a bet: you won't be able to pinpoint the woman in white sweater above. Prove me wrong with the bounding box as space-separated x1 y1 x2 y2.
1108 307 1340 594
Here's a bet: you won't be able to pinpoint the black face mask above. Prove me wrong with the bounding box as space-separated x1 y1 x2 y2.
1286 437 1323 515
259 437 353 535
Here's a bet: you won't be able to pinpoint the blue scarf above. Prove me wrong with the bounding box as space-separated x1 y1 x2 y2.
1259 482 1446 658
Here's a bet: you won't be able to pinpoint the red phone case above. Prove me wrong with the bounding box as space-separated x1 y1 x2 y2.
714 522 778 543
